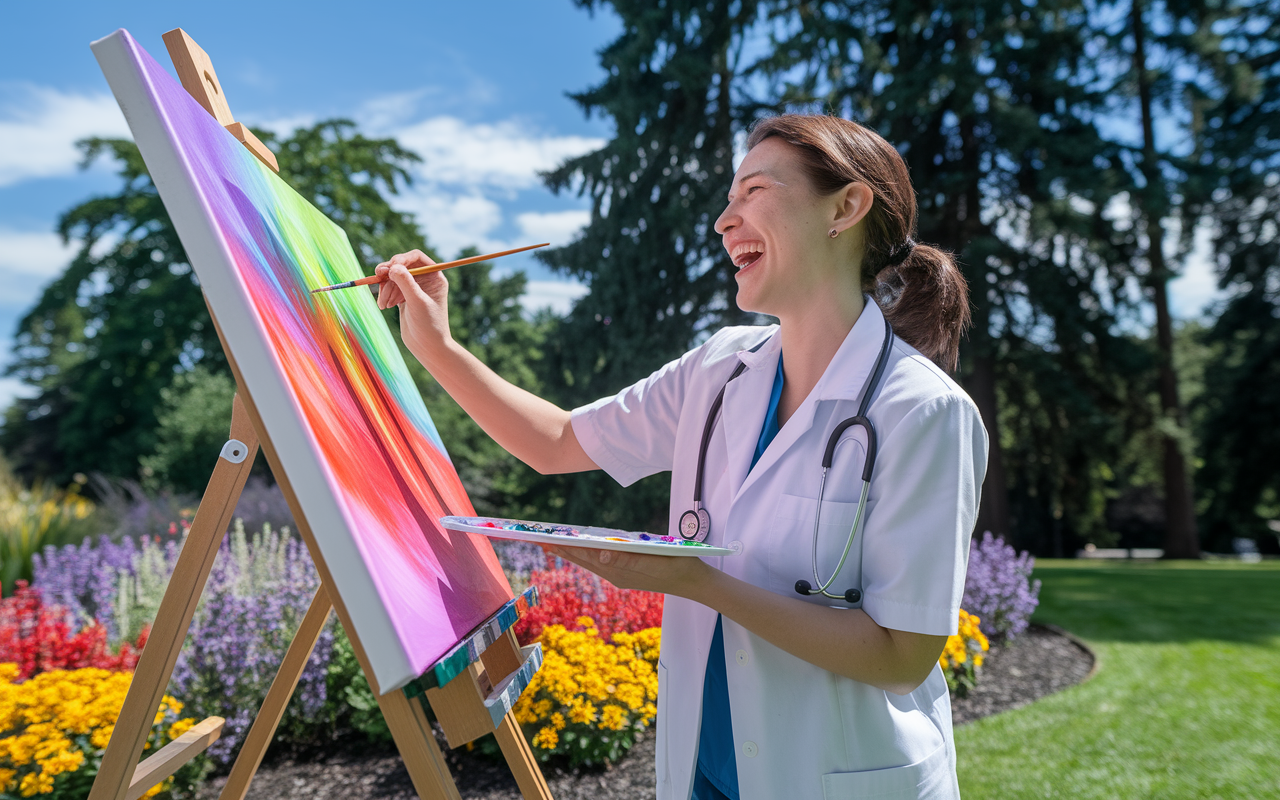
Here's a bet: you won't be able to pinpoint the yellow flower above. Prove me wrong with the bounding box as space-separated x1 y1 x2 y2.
532 726 559 750
167 718 196 740
0 667 197 797
599 705 627 731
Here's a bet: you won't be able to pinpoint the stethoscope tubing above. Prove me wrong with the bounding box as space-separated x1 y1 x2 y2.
683 308 896 605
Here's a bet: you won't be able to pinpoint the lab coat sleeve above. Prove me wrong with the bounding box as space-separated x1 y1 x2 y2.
569 341 707 487
859 393 989 637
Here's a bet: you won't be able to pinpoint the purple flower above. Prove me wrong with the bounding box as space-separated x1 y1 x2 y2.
962 532 1041 641
491 540 548 581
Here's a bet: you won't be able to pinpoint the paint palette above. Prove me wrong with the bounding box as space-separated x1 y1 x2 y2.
440 516 738 557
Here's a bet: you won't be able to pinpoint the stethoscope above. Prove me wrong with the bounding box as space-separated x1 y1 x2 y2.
678 312 895 607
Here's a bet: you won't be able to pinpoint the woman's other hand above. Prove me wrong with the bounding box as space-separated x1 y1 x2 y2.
375 250 451 362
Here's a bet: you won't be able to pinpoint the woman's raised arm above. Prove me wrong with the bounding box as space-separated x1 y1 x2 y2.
376 252 598 476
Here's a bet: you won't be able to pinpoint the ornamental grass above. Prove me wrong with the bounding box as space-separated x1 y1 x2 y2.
513 619 660 767
0 665 200 798
0 462 96 596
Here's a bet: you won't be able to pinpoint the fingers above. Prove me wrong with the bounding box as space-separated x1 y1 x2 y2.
375 265 402 309
385 263 430 307
377 249 436 271
375 251 437 310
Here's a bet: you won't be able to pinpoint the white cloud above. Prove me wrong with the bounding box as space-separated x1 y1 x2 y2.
0 85 131 187
381 114 602 192
346 92 604 259
516 210 590 247
394 190 504 257
522 280 588 316
0 228 76 280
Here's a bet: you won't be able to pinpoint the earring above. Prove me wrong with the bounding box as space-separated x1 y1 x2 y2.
828 228 839 239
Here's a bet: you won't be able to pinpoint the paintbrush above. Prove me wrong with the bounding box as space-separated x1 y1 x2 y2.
309 243 550 294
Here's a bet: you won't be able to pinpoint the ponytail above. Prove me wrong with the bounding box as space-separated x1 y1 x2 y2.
870 244 970 373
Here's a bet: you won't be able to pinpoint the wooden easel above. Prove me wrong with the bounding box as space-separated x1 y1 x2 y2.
87 29 553 800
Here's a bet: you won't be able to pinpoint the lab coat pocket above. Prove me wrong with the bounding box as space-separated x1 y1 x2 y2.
769 493 863 598
821 741 953 800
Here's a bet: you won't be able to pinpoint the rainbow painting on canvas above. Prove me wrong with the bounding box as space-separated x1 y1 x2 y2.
92 29 512 692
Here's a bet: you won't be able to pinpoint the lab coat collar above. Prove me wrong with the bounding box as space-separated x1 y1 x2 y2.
723 300 889 501
733 326 782 370
812 299 889 404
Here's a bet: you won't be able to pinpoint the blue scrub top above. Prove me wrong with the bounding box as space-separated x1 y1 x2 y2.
695 356 784 800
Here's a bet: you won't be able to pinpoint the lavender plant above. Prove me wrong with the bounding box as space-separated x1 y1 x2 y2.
33 535 140 639
962 532 1042 641
169 520 332 762
32 520 335 763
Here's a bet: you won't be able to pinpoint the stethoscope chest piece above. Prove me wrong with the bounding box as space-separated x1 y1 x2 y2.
679 508 710 542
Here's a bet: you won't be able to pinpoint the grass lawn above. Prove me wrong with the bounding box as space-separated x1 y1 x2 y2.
956 559 1280 799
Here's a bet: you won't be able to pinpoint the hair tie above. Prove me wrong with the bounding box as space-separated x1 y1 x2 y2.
885 238 916 267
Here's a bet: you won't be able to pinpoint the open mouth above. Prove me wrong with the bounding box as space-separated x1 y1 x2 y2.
731 242 764 269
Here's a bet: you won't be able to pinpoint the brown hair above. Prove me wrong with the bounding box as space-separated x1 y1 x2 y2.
746 114 970 373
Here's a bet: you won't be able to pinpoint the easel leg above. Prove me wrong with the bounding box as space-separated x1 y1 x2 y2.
375 684 461 800
89 395 260 800
218 585 333 800
494 713 554 800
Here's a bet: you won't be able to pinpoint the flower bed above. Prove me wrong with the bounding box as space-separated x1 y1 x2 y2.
0 665 200 798
514 619 660 766
31 523 330 764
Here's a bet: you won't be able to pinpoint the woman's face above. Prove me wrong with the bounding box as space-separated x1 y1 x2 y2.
714 137 856 318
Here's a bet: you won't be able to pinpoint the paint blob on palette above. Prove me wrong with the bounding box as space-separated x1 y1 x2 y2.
440 517 739 557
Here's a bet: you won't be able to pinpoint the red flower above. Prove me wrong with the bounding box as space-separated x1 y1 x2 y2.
0 581 150 680
515 564 664 646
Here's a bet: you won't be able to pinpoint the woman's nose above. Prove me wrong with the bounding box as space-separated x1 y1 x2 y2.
714 205 738 235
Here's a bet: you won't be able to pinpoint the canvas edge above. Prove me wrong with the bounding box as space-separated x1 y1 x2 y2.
90 29 417 692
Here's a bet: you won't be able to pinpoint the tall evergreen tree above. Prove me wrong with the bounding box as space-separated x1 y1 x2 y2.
540 0 764 528
757 0 1151 551
1178 0 1280 551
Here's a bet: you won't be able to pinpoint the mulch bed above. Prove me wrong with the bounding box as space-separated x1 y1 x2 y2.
197 624 1094 800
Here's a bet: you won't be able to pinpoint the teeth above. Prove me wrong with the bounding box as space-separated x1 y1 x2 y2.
730 242 764 266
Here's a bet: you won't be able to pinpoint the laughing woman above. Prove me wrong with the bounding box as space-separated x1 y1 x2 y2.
377 114 987 800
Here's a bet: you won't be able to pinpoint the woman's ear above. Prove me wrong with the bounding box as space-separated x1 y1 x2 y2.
831 182 874 236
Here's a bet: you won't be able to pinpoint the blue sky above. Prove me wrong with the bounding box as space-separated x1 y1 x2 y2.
0 1 1225 414
0 1 621 410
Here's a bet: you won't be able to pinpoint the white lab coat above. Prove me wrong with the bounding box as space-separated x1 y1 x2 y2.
571 301 988 800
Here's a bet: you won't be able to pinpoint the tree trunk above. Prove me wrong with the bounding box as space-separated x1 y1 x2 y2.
957 110 1010 539
970 349 1010 538
1132 0 1201 558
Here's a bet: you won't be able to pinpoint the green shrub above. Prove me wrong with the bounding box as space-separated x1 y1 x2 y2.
140 367 236 494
